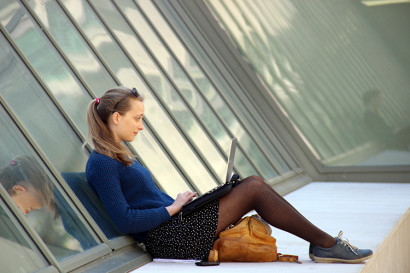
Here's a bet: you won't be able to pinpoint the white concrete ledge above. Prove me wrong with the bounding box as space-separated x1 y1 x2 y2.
360 207 409 273
132 182 410 273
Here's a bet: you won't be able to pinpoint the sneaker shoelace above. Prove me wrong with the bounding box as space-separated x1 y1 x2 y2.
337 231 358 255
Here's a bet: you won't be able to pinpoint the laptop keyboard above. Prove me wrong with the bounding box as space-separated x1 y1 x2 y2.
200 183 228 196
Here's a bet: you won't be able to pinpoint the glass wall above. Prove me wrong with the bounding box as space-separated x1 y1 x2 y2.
206 0 410 166
0 198 50 272
0 104 99 269
0 0 298 271
3 0 407 271
132 0 295 177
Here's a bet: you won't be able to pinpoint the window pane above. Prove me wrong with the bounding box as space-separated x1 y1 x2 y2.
0 198 48 273
26 0 117 95
0 0 91 136
129 126 192 197
139 0 294 176
0 33 87 172
206 0 410 166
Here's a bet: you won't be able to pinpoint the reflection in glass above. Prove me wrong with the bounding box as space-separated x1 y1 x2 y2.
358 89 410 165
0 101 99 260
0 155 98 260
0 200 49 273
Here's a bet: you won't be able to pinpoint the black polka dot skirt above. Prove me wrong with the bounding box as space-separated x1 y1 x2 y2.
144 200 219 260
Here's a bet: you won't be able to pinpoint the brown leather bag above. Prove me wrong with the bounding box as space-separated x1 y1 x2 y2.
209 215 299 263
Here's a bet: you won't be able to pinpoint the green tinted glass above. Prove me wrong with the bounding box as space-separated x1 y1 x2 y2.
207 0 410 166
0 106 99 260
0 0 91 136
0 198 49 273
26 0 117 95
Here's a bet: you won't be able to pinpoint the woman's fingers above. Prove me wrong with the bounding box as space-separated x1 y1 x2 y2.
187 192 197 202
178 191 197 204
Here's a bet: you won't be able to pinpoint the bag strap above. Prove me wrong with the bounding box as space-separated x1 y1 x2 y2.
276 253 301 263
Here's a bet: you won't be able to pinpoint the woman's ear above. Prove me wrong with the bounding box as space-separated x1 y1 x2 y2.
111 112 120 125
12 185 27 193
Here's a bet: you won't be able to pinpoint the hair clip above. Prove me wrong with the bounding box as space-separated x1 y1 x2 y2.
10 160 17 166
131 88 139 98
96 98 101 105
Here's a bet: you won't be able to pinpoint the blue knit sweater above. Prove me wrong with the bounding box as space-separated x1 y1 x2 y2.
85 150 174 242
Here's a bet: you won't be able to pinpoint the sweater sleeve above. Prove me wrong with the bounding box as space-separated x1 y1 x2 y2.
86 156 171 234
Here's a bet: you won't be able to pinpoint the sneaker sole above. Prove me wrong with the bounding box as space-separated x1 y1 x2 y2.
312 254 373 264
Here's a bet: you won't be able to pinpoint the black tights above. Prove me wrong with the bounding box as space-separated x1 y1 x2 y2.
217 176 336 248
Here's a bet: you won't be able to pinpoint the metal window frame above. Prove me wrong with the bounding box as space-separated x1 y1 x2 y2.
154 0 302 170
113 0 238 181
207 0 344 159
156 1 311 179
127 0 275 178
153 0 300 172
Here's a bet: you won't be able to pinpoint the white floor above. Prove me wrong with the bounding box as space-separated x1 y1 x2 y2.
132 182 410 273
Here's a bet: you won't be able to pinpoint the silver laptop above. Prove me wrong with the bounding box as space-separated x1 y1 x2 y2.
224 137 237 183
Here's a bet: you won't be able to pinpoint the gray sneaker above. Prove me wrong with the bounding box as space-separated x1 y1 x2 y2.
310 231 373 263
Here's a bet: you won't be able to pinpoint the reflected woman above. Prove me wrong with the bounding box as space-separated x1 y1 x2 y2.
0 155 93 252
0 155 59 218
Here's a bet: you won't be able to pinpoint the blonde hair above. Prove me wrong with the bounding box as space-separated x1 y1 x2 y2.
86 87 144 166
0 155 59 219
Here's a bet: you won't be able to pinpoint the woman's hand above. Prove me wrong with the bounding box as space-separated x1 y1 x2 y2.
166 191 197 216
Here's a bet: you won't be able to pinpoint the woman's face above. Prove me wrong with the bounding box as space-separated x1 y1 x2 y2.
110 99 145 143
10 183 43 215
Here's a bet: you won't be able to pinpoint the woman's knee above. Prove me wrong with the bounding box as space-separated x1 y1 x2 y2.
242 175 264 184
241 176 268 190
241 175 279 195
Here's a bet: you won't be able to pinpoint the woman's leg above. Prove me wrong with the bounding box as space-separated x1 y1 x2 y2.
216 176 336 248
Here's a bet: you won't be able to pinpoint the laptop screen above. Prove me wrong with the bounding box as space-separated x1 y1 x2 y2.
224 137 237 183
